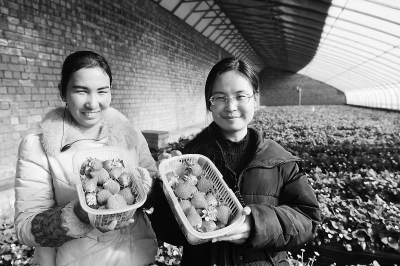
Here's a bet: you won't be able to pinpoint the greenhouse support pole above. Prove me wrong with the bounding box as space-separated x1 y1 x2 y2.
297 86 302 106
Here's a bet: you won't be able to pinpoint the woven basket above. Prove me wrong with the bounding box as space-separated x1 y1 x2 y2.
159 154 245 245
73 147 146 227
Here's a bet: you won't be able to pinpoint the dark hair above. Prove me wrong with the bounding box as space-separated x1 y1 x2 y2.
204 57 259 110
58 51 112 100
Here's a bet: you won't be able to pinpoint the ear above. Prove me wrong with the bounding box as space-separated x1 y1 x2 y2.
58 83 66 102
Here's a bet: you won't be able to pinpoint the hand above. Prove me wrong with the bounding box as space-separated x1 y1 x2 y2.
97 218 135 233
211 206 252 245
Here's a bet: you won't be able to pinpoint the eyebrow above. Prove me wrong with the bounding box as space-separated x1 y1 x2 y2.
211 91 250 95
72 86 110 90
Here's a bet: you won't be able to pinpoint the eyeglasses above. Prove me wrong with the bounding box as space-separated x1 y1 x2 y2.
209 94 254 106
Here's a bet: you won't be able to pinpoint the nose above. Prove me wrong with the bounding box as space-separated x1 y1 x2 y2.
224 99 238 112
85 94 99 109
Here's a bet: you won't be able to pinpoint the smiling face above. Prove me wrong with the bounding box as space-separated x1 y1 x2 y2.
65 67 111 137
210 70 255 141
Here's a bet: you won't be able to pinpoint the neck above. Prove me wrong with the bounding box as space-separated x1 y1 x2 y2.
79 123 101 139
221 128 248 142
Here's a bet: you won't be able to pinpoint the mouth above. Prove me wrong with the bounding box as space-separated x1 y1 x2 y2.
223 116 240 120
82 111 100 118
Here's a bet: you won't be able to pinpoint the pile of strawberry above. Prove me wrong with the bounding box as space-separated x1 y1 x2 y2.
80 157 140 210
165 159 232 233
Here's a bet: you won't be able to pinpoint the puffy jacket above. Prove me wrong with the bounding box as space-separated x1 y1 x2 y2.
14 107 158 266
150 122 321 266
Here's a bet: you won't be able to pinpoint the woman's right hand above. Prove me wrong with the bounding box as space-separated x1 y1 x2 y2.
74 202 90 223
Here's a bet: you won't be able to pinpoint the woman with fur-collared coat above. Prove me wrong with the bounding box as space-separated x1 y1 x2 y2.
14 51 158 266
150 57 321 266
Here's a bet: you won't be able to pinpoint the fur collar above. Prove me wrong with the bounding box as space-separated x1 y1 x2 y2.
40 107 139 156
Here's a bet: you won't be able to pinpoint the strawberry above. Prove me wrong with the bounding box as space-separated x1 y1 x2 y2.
184 174 198 186
82 177 98 193
109 166 124 179
174 182 196 200
205 193 218 207
85 192 99 209
118 172 132 187
197 177 213 193
216 205 232 225
186 206 202 229
80 160 89 175
215 221 226 230
102 159 115 172
114 159 125 168
195 208 203 216
179 199 191 215
97 189 112 205
119 187 135 205
103 179 120 194
90 168 110 185
191 192 208 209
106 194 127 209
188 163 203 176
95 186 103 194
201 220 217 232
201 205 217 221
88 158 103 171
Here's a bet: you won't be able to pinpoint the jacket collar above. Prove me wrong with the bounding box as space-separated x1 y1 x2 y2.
208 122 300 168
40 107 138 156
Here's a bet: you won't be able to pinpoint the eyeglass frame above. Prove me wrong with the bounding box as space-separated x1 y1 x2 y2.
209 93 254 106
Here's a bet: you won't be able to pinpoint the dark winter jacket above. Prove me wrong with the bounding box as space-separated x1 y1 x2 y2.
150 122 321 266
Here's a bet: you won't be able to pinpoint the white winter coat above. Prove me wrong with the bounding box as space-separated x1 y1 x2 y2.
14 107 158 266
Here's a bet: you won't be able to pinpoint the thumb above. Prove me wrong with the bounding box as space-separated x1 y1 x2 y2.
242 206 251 216
107 220 118 230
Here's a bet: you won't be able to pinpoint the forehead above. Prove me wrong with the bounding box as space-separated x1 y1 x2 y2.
212 70 253 94
68 67 110 87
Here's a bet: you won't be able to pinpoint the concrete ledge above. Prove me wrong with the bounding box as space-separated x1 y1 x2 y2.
142 130 169 150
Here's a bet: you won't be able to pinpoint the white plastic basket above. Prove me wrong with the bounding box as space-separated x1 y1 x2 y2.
72 147 146 227
159 154 245 245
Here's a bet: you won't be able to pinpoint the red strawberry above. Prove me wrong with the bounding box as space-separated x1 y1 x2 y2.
216 205 232 225
186 206 202 229
97 189 112 205
191 192 208 209
82 177 98 193
188 163 203 176
179 199 191 215
109 166 124 179
118 172 132 187
114 159 125 168
88 158 103 171
201 220 217 232
106 194 127 209
119 187 135 205
90 168 110 185
85 192 99 209
174 182 196 200
197 177 213 193
103 179 120 194
80 160 89 175
205 193 218 207
102 159 115 172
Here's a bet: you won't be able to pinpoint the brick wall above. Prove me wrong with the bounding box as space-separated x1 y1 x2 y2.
259 67 346 106
0 0 230 202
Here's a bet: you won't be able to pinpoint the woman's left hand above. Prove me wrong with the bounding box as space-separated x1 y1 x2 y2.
97 218 135 233
211 206 252 245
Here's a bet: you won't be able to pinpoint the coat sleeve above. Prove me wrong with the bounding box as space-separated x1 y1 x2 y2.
135 128 158 178
14 134 56 246
245 162 321 251
14 135 91 247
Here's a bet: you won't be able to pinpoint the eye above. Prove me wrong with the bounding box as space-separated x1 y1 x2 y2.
236 94 248 101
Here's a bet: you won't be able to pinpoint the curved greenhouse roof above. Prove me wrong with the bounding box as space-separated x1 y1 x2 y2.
153 0 400 110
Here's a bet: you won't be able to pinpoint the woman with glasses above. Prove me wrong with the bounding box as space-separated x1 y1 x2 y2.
150 57 321 266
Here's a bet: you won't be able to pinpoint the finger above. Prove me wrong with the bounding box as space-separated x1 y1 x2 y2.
242 206 251 216
115 218 135 229
212 232 245 243
107 220 118 230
